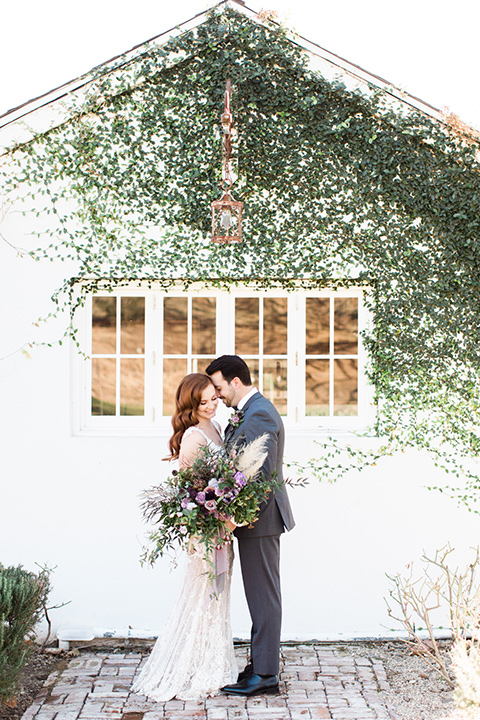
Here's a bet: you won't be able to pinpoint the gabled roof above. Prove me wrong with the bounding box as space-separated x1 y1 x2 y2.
0 0 442 153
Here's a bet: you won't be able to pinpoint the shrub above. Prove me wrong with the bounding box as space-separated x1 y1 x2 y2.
386 545 480 707
0 564 51 705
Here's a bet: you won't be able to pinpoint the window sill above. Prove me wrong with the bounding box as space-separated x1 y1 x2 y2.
72 422 376 439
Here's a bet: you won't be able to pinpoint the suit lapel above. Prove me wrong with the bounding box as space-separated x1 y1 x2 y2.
224 421 235 444
225 393 262 445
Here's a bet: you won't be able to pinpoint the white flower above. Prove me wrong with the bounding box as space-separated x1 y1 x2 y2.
207 478 219 488
186 502 196 511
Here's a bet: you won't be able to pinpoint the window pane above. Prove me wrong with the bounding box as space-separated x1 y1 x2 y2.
263 359 287 416
264 298 287 354
235 298 259 354
306 360 329 416
246 359 259 388
163 359 188 415
334 298 358 354
193 358 215 374
92 297 116 354
334 359 358 416
92 358 116 415
121 297 145 354
306 298 329 355
192 297 216 354
164 297 187 354
120 359 145 416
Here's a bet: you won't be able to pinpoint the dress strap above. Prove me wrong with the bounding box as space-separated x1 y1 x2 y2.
182 425 222 447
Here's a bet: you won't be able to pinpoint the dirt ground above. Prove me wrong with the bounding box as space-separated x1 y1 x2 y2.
1 640 478 720
0 651 61 720
355 641 476 720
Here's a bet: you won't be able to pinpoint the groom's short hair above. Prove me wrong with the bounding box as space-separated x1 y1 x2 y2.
206 355 252 386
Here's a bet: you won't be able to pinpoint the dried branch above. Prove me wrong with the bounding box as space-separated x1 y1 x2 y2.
385 545 480 692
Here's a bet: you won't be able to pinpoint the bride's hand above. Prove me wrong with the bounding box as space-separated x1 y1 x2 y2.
224 518 236 532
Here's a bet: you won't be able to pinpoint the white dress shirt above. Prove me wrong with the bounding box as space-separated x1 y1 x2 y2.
237 387 259 410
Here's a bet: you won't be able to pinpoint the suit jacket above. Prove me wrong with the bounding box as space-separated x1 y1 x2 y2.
225 392 295 538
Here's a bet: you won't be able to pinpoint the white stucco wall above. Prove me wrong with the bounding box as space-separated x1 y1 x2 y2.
1 202 479 643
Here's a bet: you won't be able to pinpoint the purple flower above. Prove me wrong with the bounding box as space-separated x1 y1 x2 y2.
227 410 245 429
234 471 247 488
215 486 225 497
195 491 206 505
181 498 189 509
223 489 238 504
205 499 217 512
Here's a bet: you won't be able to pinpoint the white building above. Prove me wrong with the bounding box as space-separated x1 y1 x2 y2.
1 2 478 644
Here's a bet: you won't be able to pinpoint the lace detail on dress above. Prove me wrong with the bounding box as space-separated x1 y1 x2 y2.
132 540 237 701
132 424 236 701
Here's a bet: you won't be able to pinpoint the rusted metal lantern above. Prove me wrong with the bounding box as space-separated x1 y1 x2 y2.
212 191 243 243
211 79 243 243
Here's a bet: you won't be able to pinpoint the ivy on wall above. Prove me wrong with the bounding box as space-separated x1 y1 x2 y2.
2 5 480 502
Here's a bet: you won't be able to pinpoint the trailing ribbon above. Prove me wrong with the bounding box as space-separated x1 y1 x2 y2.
213 542 228 595
204 531 231 607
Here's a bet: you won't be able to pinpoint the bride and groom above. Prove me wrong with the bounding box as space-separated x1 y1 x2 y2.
133 354 295 701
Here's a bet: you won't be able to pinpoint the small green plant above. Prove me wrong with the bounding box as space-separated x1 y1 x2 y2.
0 564 51 705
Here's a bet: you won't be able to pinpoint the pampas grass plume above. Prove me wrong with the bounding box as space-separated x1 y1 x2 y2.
235 433 269 478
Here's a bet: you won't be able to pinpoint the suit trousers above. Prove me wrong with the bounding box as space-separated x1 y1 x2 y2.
237 534 282 676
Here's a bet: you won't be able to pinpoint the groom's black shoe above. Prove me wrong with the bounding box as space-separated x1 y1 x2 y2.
221 673 279 696
237 663 253 682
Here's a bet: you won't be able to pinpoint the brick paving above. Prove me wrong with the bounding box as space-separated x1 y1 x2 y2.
22 644 401 720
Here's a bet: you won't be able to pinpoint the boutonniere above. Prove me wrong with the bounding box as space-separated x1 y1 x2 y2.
228 409 245 429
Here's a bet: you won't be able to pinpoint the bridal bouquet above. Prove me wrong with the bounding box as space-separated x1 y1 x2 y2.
140 434 276 565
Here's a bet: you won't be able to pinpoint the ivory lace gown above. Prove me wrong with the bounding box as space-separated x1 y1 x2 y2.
133 426 237 701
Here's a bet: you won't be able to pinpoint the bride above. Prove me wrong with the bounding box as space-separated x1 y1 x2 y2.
133 373 238 701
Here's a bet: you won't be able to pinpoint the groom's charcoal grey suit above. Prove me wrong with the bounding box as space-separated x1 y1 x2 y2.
225 391 295 676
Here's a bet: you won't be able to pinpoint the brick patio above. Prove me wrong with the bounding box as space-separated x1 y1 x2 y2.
22 644 400 720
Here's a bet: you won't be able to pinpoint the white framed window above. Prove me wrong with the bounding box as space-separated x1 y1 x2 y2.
72 284 373 436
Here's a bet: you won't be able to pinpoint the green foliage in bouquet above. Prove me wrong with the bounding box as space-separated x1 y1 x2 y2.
140 436 276 564
0 564 51 705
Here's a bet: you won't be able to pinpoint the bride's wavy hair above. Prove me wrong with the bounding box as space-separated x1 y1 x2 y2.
167 373 215 460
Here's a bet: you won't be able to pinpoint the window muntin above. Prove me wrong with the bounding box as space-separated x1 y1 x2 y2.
235 297 288 416
162 296 217 414
91 296 145 416
78 288 368 434
305 296 358 417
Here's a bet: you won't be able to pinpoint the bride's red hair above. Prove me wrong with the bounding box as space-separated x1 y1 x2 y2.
167 373 215 460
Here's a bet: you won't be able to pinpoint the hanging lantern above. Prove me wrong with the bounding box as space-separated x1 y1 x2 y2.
211 79 243 243
212 190 243 243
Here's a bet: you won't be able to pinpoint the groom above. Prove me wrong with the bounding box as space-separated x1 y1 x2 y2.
206 355 295 696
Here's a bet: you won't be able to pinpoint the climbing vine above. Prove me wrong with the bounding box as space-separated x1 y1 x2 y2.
1 5 480 503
